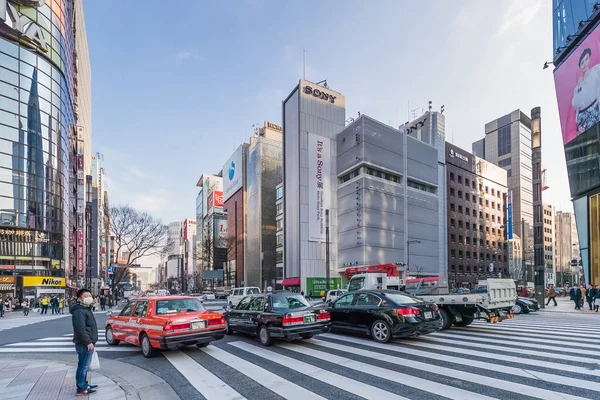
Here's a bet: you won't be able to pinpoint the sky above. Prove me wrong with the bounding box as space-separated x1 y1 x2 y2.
83 0 569 235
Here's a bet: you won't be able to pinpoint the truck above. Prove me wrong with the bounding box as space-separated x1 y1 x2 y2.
346 269 516 330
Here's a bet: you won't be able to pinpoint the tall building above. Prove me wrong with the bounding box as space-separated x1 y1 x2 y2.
543 204 555 285
551 1 600 286
276 183 284 286
245 121 283 289
282 80 345 292
337 115 441 280
0 0 89 301
445 143 508 288
472 109 535 283
554 211 580 286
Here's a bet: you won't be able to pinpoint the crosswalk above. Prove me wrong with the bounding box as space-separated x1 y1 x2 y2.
1 313 599 399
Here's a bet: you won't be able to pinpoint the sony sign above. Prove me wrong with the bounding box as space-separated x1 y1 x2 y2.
0 0 48 52
303 85 336 104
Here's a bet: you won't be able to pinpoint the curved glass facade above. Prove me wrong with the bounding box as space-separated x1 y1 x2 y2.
553 0 598 59
0 0 75 272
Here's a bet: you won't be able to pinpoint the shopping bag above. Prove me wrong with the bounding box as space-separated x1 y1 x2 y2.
90 350 100 370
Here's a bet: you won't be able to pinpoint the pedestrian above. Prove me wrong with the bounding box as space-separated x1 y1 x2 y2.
4 296 11 313
22 298 29 316
581 285 587 309
0 295 4 317
50 296 59 315
59 297 65 314
574 285 583 309
570 286 575 301
588 285 596 310
594 285 600 312
100 295 106 312
40 296 49 314
546 284 558 306
71 288 99 396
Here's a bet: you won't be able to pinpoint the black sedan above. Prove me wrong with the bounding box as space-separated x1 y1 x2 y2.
513 297 540 314
223 292 331 346
328 290 441 343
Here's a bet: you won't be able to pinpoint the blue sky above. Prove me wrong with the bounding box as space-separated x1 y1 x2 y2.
83 0 567 226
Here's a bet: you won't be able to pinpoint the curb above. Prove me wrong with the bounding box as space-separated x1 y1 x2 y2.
2 354 179 400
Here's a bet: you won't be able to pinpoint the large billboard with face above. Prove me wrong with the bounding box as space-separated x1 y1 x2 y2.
223 145 244 202
555 24 600 144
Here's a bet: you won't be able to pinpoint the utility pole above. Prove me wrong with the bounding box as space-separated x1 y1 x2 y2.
325 209 330 291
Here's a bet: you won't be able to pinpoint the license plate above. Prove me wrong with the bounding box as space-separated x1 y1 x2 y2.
303 315 316 324
424 312 433 319
191 321 206 330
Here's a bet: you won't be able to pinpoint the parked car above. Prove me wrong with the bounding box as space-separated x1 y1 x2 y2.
513 297 540 314
105 296 226 357
325 289 347 306
202 291 216 301
328 290 441 343
214 291 228 300
224 291 331 346
227 287 261 307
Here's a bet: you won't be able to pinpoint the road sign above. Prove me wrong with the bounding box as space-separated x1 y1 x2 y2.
107 266 114 273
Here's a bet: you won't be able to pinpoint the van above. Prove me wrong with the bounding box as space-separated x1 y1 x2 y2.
227 287 261 307
325 290 347 305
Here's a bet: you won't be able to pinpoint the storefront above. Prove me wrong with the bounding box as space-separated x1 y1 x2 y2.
22 276 66 302
0 276 15 299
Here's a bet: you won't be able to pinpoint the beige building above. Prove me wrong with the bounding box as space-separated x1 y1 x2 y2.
554 211 580 286
543 204 555 285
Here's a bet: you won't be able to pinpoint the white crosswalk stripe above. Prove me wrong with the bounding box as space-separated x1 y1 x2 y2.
0 329 138 352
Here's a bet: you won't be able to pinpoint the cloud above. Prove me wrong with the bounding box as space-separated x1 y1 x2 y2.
175 49 201 65
131 193 169 214
126 165 146 179
495 0 543 37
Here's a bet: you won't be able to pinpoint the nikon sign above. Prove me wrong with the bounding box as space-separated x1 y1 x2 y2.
23 276 66 287
0 0 48 52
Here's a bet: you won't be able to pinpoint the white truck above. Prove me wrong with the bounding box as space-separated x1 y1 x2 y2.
347 272 516 330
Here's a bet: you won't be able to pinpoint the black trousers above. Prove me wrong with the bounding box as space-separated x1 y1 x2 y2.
546 296 557 306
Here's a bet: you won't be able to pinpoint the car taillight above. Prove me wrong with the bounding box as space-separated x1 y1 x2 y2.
282 314 304 326
163 322 191 331
397 307 420 316
208 317 225 326
317 310 330 321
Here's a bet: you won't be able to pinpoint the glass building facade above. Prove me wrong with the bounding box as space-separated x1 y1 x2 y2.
553 0 599 60
0 1 76 292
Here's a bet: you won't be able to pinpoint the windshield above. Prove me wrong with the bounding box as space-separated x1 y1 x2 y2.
270 294 310 311
384 293 421 305
348 277 365 292
155 299 206 315
247 288 260 295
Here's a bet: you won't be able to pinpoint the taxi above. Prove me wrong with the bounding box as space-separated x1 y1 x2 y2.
106 296 226 357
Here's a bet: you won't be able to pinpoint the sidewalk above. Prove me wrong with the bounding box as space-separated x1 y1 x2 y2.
0 355 179 400
0 312 70 332
539 295 600 314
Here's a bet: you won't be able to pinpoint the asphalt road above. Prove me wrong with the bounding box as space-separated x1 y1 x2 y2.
1 303 599 400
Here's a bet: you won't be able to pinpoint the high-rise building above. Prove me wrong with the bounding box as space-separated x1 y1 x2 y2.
0 0 89 300
554 211 580 286
245 121 283 289
276 183 284 286
543 204 555 285
551 1 600 286
282 80 345 292
472 109 535 283
445 143 508 288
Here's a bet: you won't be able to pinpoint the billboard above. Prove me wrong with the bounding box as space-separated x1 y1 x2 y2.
223 145 244 202
201 175 222 217
507 191 513 240
308 133 331 242
207 191 224 215
554 24 600 144
214 218 228 248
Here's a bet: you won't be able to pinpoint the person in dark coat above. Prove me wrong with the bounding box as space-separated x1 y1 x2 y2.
574 285 583 309
587 285 596 310
71 289 99 396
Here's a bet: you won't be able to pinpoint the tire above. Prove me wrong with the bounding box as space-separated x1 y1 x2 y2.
300 334 313 340
453 316 474 327
225 318 233 335
105 326 120 346
513 304 523 315
258 325 273 346
140 334 156 358
370 320 392 343
228 301 234 308
196 342 209 348
439 309 454 330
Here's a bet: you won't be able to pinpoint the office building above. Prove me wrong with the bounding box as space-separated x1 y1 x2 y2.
245 121 283 289
552 1 600 285
554 211 581 286
445 143 508 288
282 80 345 292
276 183 284 286
223 143 249 287
472 109 535 283
0 0 90 300
543 204 555 285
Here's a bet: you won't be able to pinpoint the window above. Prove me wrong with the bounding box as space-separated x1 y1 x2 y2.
498 157 511 167
276 234 283 246
473 209 477 217
450 188 455 196
458 190 463 199
120 302 135 316
458 205 463 213
479 211 483 219
458 220 463 228
458 175 462 184
451 218 455 227
276 186 283 200
479 198 483 205
466 207 470 215
277 219 283 230
486 200 489 207
133 301 148 318
155 299 205 315
466 251 471 259
491 189 495 196
458 235 463 243
451 249 456 256
507 169 512 177
465 178 470 187
459 250 463 258
466 237 471 244
485 186 489 193
472 181 476 189
276 202 283 215
498 125 511 156
450 172 454 181
355 293 382 306
492 201 495 209
497 204 501 211
450 234 456 241
408 179 436 194
486 213 490 220
248 297 266 311
465 222 470 230
472 194 477 202
479 184 483 191
451 204 455 211
334 294 355 308
473 252 478 260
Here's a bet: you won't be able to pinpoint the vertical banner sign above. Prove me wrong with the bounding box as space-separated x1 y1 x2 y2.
507 191 513 240
308 133 330 242
76 153 85 274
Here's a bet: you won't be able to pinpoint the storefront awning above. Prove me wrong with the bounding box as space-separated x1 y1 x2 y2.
281 277 301 286
0 283 15 291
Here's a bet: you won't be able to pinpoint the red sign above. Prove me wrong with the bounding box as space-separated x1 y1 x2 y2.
77 154 84 170
77 228 83 243
101 247 106 254
0 265 15 270
213 191 224 207
77 244 84 273
343 264 398 279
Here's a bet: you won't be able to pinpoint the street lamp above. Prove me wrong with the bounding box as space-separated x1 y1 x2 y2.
406 240 421 276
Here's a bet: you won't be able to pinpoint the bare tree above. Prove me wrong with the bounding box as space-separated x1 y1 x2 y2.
110 205 169 300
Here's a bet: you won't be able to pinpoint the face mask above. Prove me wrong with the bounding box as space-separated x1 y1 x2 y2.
82 297 93 305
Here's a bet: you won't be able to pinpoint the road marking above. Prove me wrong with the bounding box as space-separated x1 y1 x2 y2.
0 347 137 352
474 321 600 334
307 340 589 400
38 337 106 341
163 350 244 400
277 342 494 400
201 345 326 400
228 341 409 400
456 325 598 341
437 330 598 349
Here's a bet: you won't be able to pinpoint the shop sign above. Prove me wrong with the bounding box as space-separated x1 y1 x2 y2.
0 1 48 52
0 276 15 283
266 121 282 131
23 276 66 287
37 288 65 295
303 85 336 104
15 265 46 270
0 265 14 270
305 277 342 295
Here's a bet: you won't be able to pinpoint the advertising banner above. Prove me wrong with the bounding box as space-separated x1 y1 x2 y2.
23 276 66 287
554 24 600 144
507 191 513 240
77 243 84 273
308 133 331 242
223 146 244 202
305 277 342 295
214 218 228 248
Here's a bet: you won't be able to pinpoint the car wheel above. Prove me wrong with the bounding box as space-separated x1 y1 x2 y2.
370 320 392 343
105 326 120 346
196 342 209 348
513 304 523 314
258 325 273 346
300 334 313 340
225 318 234 335
438 309 454 330
453 316 474 327
140 334 156 358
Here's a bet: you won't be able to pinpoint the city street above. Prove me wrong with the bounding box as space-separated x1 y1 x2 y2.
1 299 599 400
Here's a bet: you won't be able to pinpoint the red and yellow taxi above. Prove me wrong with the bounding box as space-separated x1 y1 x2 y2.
105 296 226 357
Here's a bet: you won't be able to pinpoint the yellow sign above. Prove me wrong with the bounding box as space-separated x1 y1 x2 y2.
23 276 66 287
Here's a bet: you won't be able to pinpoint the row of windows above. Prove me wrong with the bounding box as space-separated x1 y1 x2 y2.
276 186 283 200
449 217 504 230
498 125 511 157
340 166 402 185
498 157 511 167
450 233 505 245
407 179 436 194
449 192 503 212
449 173 504 198
451 265 509 274
450 250 507 262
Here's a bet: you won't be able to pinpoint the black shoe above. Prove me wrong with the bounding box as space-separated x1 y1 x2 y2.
87 384 98 390
76 389 96 396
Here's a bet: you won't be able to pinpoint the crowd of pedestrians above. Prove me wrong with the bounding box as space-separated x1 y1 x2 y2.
570 284 600 311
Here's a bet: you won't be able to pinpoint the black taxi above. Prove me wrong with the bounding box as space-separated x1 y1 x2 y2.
223 291 331 346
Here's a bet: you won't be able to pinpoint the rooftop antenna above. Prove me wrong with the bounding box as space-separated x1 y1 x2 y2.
428 101 432 112
315 79 327 88
411 108 419 121
303 49 306 80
